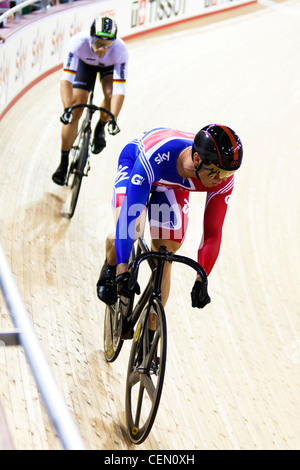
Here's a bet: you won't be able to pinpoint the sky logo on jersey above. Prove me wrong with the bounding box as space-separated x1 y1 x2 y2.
154 151 170 164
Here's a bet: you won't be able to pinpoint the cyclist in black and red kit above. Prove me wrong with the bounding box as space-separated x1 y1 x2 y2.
52 15 129 186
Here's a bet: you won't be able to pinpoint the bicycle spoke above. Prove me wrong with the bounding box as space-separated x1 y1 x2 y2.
142 374 156 402
145 326 160 371
133 381 145 430
127 368 140 388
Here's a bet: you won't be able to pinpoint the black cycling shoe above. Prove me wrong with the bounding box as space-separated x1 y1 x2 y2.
52 162 68 186
91 121 106 154
96 259 117 305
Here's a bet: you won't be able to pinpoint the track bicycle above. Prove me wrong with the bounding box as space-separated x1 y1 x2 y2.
63 90 118 218
103 236 207 444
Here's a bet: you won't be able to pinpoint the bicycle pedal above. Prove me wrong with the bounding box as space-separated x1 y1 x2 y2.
136 359 159 375
151 358 160 375
136 366 147 374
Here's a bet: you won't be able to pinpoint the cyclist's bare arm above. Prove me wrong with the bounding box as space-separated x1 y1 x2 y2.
110 94 125 120
60 80 73 110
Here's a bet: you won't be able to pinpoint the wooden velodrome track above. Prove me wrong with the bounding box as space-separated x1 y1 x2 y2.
0 0 300 450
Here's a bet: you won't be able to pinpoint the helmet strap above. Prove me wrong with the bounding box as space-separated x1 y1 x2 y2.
194 161 203 180
192 146 203 180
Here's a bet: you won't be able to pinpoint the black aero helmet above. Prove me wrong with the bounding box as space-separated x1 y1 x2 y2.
193 124 243 171
90 16 118 40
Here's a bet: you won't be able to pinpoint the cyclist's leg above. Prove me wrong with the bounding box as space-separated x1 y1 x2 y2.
97 209 146 304
99 69 113 123
61 87 89 152
151 238 182 307
52 87 89 186
105 204 146 266
148 188 190 306
92 67 113 153
53 60 96 185
62 60 97 151
97 143 146 303
100 71 125 122
107 141 146 262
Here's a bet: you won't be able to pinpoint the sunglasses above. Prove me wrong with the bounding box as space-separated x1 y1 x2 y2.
91 36 114 49
203 162 236 179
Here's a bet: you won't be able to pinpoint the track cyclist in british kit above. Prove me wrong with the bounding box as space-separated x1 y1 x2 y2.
96 124 243 311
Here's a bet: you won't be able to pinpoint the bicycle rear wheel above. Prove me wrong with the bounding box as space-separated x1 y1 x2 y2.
125 298 167 444
67 132 89 218
103 301 124 363
103 244 137 362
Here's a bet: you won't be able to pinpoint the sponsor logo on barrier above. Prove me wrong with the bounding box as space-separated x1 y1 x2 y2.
130 0 187 29
15 41 27 84
31 29 45 71
0 54 10 107
204 0 236 7
51 23 64 59
204 0 218 7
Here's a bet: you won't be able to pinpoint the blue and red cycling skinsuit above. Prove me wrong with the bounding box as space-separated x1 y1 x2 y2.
112 127 234 277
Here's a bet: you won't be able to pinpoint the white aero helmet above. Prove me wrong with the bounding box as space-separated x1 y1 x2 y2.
90 16 118 40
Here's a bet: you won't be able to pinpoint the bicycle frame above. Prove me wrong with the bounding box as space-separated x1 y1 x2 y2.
69 91 118 180
64 92 118 218
120 238 157 339
124 238 207 444
71 92 94 177
103 235 208 442
122 237 207 338
70 91 117 129
78 91 94 162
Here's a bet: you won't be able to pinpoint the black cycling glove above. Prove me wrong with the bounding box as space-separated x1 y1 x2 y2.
60 108 73 125
191 279 211 309
116 272 140 298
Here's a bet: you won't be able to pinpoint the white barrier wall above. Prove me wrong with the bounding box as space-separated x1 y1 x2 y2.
0 0 254 118
118 0 253 37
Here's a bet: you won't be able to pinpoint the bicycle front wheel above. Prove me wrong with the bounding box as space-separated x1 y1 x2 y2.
67 132 89 218
125 298 167 444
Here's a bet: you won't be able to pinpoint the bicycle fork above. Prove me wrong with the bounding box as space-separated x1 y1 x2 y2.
84 133 92 177
135 257 166 375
